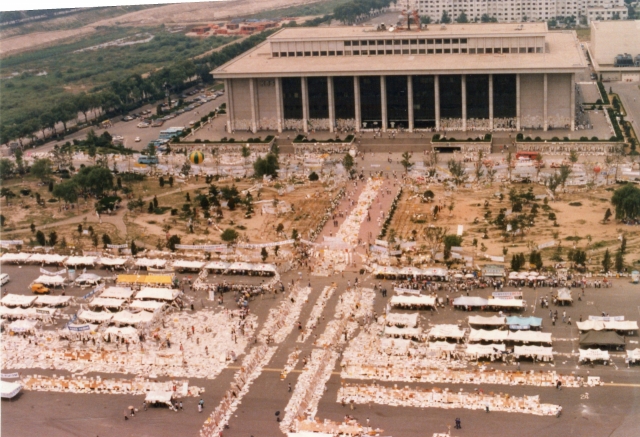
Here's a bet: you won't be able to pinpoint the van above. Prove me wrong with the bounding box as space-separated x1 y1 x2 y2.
0 273 9 286
31 283 50 294
138 156 159 165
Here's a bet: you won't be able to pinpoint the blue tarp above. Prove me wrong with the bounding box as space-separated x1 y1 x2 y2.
507 316 542 327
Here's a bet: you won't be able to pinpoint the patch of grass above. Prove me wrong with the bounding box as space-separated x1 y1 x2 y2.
575 28 591 42
241 0 350 20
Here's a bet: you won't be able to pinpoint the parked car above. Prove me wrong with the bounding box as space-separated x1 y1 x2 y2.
135 137 141 142
137 122 150 128
31 283 50 294
0 273 9 286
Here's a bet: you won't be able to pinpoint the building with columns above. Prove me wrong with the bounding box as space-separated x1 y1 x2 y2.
212 22 586 134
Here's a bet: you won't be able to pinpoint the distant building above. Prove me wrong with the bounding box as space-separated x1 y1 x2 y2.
589 20 640 81
418 0 628 24
212 23 585 134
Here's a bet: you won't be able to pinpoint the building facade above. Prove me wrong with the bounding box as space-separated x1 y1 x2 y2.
417 0 627 23
212 23 585 134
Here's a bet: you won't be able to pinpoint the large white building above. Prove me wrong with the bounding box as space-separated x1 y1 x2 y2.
418 0 628 23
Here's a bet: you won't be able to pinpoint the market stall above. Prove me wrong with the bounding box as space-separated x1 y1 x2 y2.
98 257 129 269
383 326 423 340
468 315 506 327
390 295 436 309
486 298 524 309
466 343 506 360
75 273 103 285
1 294 37 308
385 312 419 328
34 295 72 307
135 287 180 302
31 275 66 287
129 300 166 312
513 345 554 361
626 349 640 364
579 331 626 350
112 310 156 328
0 253 31 264
468 329 508 343
28 254 67 265
428 324 466 340
507 316 543 329
555 288 573 306
58 323 96 341
579 348 610 363
135 258 168 270
145 391 174 407
452 296 488 308
116 274 173 287
8 319 38 335
103 326 139 343
1 380 22 399
508 330 552 344
77 309 113 324
204 261 231 273
64 256 97 267
577 320 638 333
100 287 135 300
172 260 205 272
88 297 126 311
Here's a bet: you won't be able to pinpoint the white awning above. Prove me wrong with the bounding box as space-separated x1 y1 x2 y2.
487 298 524 308
508 330 552 344
468 315 506 326
9 319 38 333
112 310 155 327
577 320 638 331
429 324 466 339
89 297 126 309
204 261 230 270
579 349 610 362
0 253 31 263
34 295 72 307
100 287 134 299
172 260 205 270
383 326 422 338
390 295 436 308
465 343 506 358
77 310 113 323
75 273 102 284
135 287 180 301
145 391 173 405
1 294 37 308
99 257 128 266
33 275 66 286
130 300 166 312
385 312 419 327
626 349 640 362
103 326 139 343
428 341 457 351
1 381 22 398
135 258 168 268
513 345 554 359
469 329 508 342
65 256 96 266
28 253 68 264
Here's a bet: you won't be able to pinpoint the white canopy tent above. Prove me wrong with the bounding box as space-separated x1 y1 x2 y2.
385 312 419 327
487 298 524 308
89 297 126 310
0 306 56 321
1 381 23 399
34 295 72 307
390 295 436 308
466 343 506 359
28 253 67 264
428 324 466 339
204 261 231 271
428 341 457 352
626 349 640 363
468 315 506 326
513 345 554 360
77 310 113 324
100 287 135 300
32 275 66 286
0 253 31 263
579 349 610 362
58 323 97 341
508 330 552 344
577 320 638 331
145 391 173 406
135 287 180 301
172 260 205 271
379 337 411 352
469 329 508 342
99 257 129 267
135 258 168 269
65 256 96 266
103 326 139 343
112 310 156 327
1 294 37 308
383 326 423 339
75 273 103 285
129 300 166 312
8 319 38 334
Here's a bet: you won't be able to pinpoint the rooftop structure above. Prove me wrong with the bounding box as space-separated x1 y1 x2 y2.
589 20 640 81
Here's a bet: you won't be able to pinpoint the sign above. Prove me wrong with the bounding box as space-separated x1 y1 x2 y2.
394 287 420 296
0 240 23 245
1 373 20 379
456 225 463 236
537 240 556 250
588 315 624 321
36 309 51 315
237 240 294 249
375 239 389 247
492 291 523 299
509 324 531 330
82 283 104 300
40 268 66 276
370 245 388 254
68 324 91 332
106 244 128 249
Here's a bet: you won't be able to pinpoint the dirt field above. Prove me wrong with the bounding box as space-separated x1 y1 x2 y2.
387 182 640 269
1 0 327 57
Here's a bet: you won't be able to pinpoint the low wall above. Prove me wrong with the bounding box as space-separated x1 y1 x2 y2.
173 141 274 153
516 141 623 155
431 141 492 154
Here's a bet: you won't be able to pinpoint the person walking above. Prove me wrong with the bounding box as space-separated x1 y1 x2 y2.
143 400 147 411
288 383 292 392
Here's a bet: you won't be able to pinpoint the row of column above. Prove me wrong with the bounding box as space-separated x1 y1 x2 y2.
230 74 575 134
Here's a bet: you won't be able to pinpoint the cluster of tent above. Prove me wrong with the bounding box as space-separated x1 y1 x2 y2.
204 261 277 276
372 264 448 280
507 271 550 282
452 296 526 310
1 294 72 329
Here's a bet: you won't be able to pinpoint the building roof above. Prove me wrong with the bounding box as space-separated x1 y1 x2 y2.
212 26 585 78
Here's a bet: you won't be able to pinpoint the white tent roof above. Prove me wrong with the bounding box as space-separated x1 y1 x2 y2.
487 298 524 307
428 341 457 351
508 330 552 344
469 315 506 326
386 312 419 327
77 310 113 323
626 349 640 361
0 306 28 318
89 297 126 309
75 273 102 284
466 343 506 358
453 296 489 307
390 295 436 307
383 326 422 338
172 260 205 270
112 310 155 326
228 262 253 271
34 295 72 307
204 261 231 270
33 275 66 285
469 329 508 342
58 323 98 339
556 288 572 301
1 294 37 308
577 320 638 331
1 381 22 399
428 324 466 339
99 257 128 266
135 258 168 268
65 256 96 266
9 319 38 332
252 263 277 272
579 349 610 361
379 337 411 352
0 306 55 320
145 391 173 404
130 300 166 312
28 253 67 264
100 287 135 299
0 253 31 263
136 287 179 301
513 345 554 358
104 326 139 342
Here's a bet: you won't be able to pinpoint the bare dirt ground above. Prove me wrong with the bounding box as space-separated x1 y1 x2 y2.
0 0 324 57
388 182 640 268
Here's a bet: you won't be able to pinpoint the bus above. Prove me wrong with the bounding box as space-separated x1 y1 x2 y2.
137 156 158 165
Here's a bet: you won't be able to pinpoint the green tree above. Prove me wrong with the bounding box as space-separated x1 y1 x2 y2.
253 153 279 178
614 249 624 272
47 231 58 247
447 159 468 186
558 164 572 189
456 10 469 23
342 153 354 173
102 233 112 249
0 158 15 179
221 228 239 243
30 158 53 183
35 230 46 246
400 151 413 173
291 228 299 240
569 150 579 164
602 248 612 272
130 240 139 256
309 171 319 181
261 247 268 261
611 184 640 221
167 235 181 251
481 13 497 22
52 180 79 204
441 10 452 23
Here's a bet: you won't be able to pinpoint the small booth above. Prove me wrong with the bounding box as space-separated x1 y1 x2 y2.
385 312 419 328
1 294 37 308
103 326 139 344
8 319 38 335
390 295 436 309
465 343 506 361
0 253 31 264
579 348 611 364
58 323 96 341
34 295 72 307
28 254 68 265
469 329 508 343
555 288 573 306
452 296 488 310
172 260 205 272
31 275 66 288
134 258 168 270
486 298 524 310
145 391 174 408
468 315 506 328
98 257 129 270
88 297 126 311
1 381 23 399
116 274 174 288
75 273 103 286
428 324 466 341
513 345 554 361
507 316 543 330
579 330 625 351
77 310 113 324
130 300 166 312
64 256 97 267
100 287 135 300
